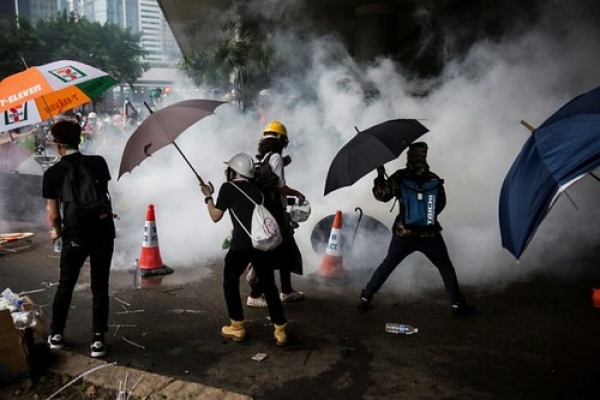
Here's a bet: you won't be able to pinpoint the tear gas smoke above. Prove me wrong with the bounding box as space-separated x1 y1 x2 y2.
6 0 600 298
111 0 600 298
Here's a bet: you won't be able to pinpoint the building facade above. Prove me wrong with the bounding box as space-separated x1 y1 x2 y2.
81 0 179 66
2 0 59 26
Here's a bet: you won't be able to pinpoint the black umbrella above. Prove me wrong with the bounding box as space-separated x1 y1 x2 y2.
324 119 428 195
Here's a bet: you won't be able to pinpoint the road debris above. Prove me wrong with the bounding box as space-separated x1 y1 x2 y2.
252 353 268 362
121 335 145 350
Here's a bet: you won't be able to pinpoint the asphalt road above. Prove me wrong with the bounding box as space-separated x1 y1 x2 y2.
2 225 600 399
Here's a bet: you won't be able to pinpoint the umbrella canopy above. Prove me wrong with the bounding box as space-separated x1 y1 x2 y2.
118 99 226 180
324 119 428 195
0 60 117 131
499 86 600 259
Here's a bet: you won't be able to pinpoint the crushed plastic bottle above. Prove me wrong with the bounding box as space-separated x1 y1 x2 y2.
12 310 36 329
385 323 419 335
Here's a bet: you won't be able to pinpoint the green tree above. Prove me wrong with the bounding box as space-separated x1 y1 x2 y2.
0 16 42 76
180 19 275 110
0 11 148 98
34 11 148 85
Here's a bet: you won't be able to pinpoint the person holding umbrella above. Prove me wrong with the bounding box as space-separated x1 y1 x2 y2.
199 153 288 345
358 142 475 316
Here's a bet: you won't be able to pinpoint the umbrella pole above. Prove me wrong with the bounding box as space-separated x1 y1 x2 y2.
589 173 600 182
171 141 205 184
562 190 578 210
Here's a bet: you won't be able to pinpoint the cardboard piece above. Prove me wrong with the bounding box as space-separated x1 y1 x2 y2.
0 309 30 383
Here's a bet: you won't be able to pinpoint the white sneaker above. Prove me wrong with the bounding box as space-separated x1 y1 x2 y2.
280 291 305 303
246 295 268 308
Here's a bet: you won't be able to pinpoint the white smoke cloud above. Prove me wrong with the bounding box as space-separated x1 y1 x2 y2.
93 0 600 299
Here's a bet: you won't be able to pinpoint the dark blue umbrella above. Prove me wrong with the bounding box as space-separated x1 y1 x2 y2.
499 86 600 259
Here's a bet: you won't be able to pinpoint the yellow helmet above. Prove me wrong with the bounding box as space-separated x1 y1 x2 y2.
263 120 287 137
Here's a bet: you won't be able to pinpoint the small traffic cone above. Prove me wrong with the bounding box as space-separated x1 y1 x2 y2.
139 204 174 277
318 210 345 279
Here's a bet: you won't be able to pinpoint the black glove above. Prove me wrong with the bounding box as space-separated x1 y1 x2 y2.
374 175 386 186
283 155 292 166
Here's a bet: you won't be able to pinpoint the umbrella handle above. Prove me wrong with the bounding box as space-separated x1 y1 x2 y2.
350 207 363 249
520 120 536 132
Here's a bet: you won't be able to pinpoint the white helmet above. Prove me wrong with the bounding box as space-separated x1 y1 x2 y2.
226 153 255 178
88 112 97 119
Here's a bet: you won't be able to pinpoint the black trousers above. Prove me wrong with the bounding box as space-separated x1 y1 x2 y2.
223 249 286 325
249 234 301 296
364 232 466 304
50 236 114 336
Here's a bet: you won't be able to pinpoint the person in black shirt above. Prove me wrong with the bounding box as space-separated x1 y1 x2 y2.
358 142 475 316
42 120 115 358
200 153 288 345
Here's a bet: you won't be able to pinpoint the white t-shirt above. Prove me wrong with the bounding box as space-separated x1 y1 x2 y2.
265 152 287 208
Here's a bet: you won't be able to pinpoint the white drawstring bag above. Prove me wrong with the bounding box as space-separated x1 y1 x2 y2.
229 182 282 251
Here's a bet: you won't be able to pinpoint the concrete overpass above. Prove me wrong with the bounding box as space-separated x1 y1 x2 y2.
156 0 540 77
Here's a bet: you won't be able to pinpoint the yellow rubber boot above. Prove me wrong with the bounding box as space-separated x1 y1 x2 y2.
221 320 246 341
273 323 287 346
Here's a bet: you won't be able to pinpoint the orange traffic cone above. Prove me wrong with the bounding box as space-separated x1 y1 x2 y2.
318 210 345 279
139 204 174 277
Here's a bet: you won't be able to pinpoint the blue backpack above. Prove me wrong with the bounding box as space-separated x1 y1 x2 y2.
399 178 440 227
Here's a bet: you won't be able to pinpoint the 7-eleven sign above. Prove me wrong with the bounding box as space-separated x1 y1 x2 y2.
50 65 87 83
4 103 28 125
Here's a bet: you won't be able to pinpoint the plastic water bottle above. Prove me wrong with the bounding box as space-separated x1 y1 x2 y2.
385 323 419 335
53 237 62 253
132 259 141 290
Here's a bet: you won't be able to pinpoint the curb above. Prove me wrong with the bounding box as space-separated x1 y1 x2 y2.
50 351 252 400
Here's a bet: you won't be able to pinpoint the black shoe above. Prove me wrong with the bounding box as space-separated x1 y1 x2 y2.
452 302 476 317
90 340 107 358
357 289 372 310
48 334 65 350
90 333 107 358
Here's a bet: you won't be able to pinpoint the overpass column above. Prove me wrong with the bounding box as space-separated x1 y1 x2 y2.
354 0 397 62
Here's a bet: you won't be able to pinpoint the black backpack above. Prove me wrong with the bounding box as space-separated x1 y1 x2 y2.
61 155 112 229
254 152 279 192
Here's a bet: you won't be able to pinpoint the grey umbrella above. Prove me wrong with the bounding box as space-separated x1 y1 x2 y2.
117 99 226 182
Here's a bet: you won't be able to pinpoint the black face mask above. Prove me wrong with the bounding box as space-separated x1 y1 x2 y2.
407 153 429 176
225 168 235 181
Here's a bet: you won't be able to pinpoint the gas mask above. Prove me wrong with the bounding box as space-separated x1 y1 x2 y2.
406 150 429 176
